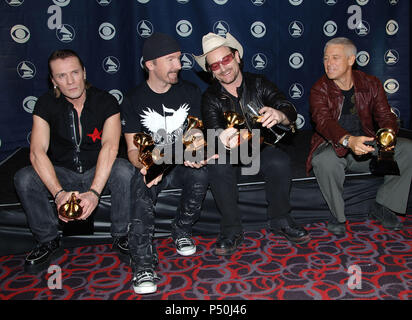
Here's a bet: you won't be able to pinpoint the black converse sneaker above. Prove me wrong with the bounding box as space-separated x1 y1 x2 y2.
175 236 196 256
132 269 159 295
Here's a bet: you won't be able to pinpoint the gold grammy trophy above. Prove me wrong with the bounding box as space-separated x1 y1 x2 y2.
223 111 254 147
59 193 83 220
182 115 207 161
370 128 400 176
134 115 207 184
133 132 168 184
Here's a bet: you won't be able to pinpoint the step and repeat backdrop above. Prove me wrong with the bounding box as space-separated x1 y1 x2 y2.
0 0 409 162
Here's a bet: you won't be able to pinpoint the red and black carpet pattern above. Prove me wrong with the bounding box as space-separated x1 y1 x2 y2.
0 216 411 300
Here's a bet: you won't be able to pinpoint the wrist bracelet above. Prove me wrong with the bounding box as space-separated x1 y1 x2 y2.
88 188 101 200
54 189 64 201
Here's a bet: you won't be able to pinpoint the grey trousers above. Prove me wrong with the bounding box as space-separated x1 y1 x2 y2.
311 137 412 223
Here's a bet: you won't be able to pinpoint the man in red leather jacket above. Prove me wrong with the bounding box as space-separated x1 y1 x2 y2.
306 37 412 236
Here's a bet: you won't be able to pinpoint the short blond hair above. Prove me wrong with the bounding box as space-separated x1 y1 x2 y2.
324 37 357 57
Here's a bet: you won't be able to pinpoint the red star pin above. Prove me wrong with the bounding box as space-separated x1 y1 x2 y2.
87 128 102 142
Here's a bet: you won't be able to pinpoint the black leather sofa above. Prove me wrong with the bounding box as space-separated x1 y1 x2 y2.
1 130 411 256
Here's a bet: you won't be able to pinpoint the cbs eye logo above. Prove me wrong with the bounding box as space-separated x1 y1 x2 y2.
213 0 228 4
289 53 304 69
251 21 266 38
22 96 37 113
251 0 265 5
96 0 112 5
176 20 192 37
386 20 399 35
109 89 123 105
295 114 306 129
356 51 370 67
52 0 70 6
10 25 30 43
99 22 116 40
323 21 337 37
384 79 399 94
6 0 24 6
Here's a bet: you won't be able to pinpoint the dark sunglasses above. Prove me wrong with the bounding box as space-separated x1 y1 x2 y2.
208 53 235 71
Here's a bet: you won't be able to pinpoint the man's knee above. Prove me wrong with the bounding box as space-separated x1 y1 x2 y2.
207 162 234 178
14 166 37 191
109 158 136 183
397 138 412 159
261 147 291 172
312 147 341 174
188 166 209 184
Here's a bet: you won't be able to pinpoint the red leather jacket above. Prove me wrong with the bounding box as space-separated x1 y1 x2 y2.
306 70 398 175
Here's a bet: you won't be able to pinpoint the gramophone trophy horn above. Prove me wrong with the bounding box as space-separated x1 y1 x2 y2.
223 111 245 128
370 128 400 176
223 111 252 148
59 193 83 220
183 116 207 161
133 132 169 184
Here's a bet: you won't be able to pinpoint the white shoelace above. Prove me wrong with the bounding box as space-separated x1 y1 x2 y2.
134 270 159 284
176 237 193 248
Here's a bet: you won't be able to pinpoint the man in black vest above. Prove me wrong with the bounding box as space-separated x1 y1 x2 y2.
14 49 135 273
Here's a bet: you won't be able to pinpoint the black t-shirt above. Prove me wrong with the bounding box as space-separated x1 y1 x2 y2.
121 80 202 147
33 87 119 173
341 87 356 115
338 87 364 137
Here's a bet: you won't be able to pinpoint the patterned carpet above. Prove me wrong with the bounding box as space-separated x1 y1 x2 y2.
0 216 411 300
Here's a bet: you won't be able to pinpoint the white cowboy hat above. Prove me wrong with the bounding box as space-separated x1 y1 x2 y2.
193 32 243 72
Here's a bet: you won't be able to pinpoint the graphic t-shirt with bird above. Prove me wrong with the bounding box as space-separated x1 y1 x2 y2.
120 80 202 148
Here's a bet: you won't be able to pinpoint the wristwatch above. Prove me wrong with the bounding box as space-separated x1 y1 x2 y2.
342 135 351 148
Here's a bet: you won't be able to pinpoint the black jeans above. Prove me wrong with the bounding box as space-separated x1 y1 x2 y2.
207 145 292 237
128 165 209 272
14 158 135 244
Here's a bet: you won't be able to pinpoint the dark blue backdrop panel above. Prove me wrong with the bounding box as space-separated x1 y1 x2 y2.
0 0 409 162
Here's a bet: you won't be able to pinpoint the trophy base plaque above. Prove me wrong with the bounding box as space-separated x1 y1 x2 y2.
144 163 173 184
369 156 400 176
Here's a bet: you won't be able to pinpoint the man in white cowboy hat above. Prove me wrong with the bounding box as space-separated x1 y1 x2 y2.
193 32 311 256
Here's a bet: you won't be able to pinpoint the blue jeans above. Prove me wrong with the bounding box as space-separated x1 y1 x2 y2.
128 165 209 272
14 158 135 244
